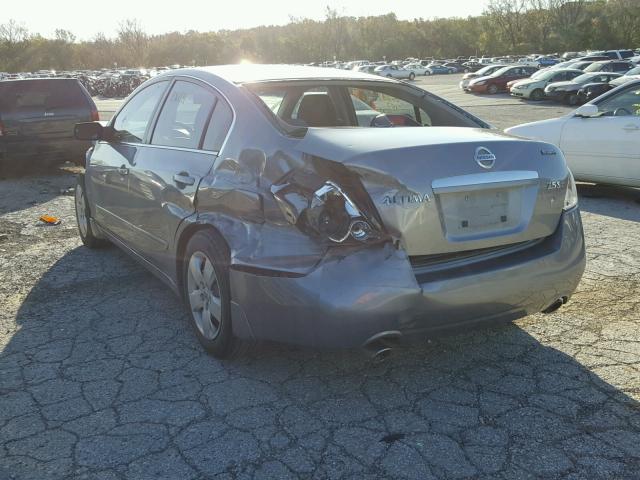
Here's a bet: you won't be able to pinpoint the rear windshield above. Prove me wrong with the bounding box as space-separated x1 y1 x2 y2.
245 80 488 130
0 80 87 112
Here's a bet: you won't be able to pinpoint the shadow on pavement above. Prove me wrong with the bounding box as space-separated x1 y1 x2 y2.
0 166 80 216
1 245 639 478
578 183 640 223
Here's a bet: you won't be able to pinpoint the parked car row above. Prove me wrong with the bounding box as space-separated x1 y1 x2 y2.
1 66 179 98
454 53 640 107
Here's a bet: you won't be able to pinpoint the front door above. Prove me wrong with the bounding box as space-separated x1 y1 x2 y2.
87 81 169 241
561 83 640 185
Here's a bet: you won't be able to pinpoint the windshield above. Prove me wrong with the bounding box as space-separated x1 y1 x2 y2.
530 70 548 79
626 67 640 75
584 63 606 72
573 73 603 83
490 66 511 77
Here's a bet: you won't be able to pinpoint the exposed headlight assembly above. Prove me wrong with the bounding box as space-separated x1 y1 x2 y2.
272 179 381 244
564 170 578 210
474 80 487 86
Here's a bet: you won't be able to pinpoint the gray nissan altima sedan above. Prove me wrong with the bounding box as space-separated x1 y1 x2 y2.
74 65 586 358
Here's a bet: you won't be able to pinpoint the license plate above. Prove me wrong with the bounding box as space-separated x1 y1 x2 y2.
438 187 523 238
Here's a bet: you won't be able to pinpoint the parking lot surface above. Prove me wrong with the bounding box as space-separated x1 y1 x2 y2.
1 79 640 479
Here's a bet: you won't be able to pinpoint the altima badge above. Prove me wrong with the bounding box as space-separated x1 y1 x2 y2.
382 193 431 206
475 146 496 169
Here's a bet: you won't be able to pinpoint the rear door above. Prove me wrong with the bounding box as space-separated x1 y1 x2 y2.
123 79 233 270
87 80 169 240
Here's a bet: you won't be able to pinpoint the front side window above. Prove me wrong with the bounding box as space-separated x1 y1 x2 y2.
151 81 216 149
113 81 168 143
597 86 640 116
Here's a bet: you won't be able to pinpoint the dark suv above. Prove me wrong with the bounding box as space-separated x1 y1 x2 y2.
0 78 98 172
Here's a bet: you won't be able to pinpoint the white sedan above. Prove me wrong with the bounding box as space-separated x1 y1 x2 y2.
374 65 415 80
404 63 430 76
506 79 640 187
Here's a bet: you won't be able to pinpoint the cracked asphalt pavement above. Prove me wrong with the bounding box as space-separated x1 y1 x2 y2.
1 169 639 479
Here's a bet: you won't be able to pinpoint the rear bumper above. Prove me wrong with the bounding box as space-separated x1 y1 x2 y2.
544 91 567 102
467 84 489 93
229 208 586 348
0 138 90 162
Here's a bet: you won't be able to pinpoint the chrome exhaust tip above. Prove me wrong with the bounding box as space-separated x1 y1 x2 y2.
542 296 567 314
363 331 402 362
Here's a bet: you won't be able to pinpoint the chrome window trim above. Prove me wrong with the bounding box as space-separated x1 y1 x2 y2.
171 74 237 157
104 74 236 157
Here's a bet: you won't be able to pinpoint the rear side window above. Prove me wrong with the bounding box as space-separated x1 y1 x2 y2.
348 87 431 126
151 81 216 149
0 80 87 112
113 81 168 143
202 98 233 152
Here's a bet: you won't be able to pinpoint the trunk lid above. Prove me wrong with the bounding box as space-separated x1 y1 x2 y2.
297 127 568 256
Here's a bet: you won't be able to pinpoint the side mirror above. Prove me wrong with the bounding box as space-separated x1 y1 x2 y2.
75 122 112 141
574 104 599 118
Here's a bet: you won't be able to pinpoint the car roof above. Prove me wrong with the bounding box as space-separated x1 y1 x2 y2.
191 64 388 84
592 59 630 64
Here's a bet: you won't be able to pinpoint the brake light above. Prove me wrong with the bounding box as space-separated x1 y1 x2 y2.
90 108 100 122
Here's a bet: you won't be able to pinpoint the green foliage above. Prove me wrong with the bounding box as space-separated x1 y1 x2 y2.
0 1 638 72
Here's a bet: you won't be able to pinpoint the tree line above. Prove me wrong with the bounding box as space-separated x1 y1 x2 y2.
1 0 639 73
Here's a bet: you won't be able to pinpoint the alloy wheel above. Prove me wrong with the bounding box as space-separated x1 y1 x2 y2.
187 251 222 340
75 183 88 238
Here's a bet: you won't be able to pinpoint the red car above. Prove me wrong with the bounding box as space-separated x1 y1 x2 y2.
467 66 539 94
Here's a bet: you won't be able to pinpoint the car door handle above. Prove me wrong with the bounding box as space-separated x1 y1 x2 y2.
623 124 640 131
117 166 129 175
173 172 195 186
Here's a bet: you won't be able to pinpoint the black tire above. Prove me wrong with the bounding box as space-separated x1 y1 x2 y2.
566 93 579 106
409 72 415 80
183 230 245 359
487 84 499 94
425 70 431 76
75 174 109 249
530 89 544 101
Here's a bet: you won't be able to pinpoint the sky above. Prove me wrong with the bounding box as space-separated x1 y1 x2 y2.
3 0 488 40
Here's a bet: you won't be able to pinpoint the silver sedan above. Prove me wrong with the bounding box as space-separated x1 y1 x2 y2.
74 65 585 357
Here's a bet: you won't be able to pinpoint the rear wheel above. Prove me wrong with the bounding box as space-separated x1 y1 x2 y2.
183 230 245 358
566 93 579 106
530 89 544 101
75 175 109 248
408 72 415 80
487 84 499 94
425 70 431 76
